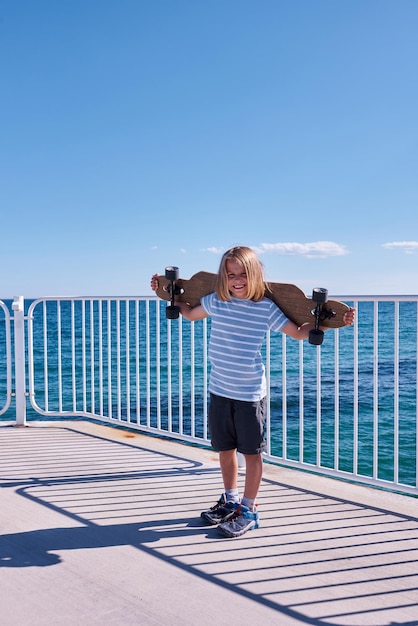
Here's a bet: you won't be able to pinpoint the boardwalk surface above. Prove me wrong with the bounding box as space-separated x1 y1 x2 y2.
1 421 418 626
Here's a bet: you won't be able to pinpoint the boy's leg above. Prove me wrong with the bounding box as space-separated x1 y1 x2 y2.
219 449 238 491
200 449 239 526
217 453 262 537
242 453 263 501
201 393 242 525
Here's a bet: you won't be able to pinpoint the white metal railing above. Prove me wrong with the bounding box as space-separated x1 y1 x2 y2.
25 297 211 443
0 294 417 496
0 300 12 415
263 295 418 495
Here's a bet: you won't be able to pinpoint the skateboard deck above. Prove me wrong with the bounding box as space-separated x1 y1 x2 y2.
155 271 349 329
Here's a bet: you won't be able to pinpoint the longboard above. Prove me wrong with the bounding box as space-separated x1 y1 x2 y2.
155 269 349 330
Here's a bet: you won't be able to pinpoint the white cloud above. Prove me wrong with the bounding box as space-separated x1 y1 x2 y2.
254 241 349 259
382 241 418 254
203 247 224 254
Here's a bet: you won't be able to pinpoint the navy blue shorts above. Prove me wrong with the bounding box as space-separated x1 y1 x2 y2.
208 393 267 455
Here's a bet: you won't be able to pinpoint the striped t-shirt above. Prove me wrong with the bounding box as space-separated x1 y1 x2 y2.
201 293 289 401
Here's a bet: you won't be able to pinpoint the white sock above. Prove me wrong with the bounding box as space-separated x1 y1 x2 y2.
242 496 257 511
225 488 240 503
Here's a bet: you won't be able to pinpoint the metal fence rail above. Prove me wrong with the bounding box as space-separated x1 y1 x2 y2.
26 297 211 444
0 300 12 415
1 294 417 496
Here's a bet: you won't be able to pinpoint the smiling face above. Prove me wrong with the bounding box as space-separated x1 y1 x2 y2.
226 258 248 299
216 246 266 302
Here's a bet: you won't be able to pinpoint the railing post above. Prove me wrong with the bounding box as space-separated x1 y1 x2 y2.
12 296 26 426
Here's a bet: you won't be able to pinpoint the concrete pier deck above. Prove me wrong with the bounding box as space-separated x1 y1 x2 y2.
1 421 418 626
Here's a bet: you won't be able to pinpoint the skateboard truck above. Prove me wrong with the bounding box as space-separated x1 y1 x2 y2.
309 288 336 345
164 266 183 319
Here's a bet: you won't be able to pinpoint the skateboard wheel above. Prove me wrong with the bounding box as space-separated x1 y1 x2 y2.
309 329 324 346
165 266 179 281
312 288 328 304
166 305 180 320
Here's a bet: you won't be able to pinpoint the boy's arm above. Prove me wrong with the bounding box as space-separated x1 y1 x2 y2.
176 301 208 321
282 321 319 341
282 307 355 341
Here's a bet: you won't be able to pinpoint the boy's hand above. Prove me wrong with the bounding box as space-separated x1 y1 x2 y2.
150 274 159 292
343 307 355 326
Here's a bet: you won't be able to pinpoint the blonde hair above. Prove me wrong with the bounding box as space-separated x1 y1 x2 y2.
215 246 266 302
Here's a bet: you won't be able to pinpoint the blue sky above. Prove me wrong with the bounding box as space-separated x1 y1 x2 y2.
1 0 417 298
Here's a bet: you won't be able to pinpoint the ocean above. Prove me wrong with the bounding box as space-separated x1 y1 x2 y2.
0 297 417 489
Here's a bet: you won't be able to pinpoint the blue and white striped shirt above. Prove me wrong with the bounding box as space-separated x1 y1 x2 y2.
201 293 289 401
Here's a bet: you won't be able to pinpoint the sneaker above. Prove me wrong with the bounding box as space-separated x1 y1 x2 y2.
201 494 239 525
217 504 259 538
